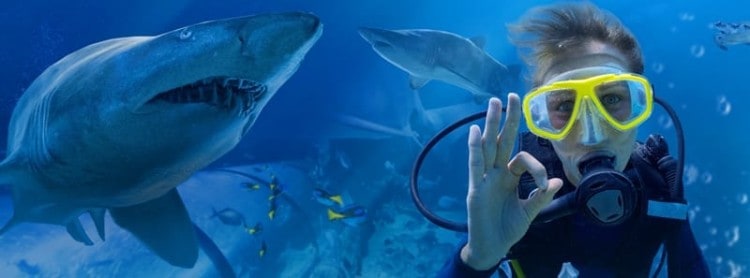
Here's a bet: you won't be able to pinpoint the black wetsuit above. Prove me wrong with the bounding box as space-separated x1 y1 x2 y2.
437 132 710 277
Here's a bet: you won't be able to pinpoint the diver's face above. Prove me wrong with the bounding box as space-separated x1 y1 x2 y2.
542 42 637 186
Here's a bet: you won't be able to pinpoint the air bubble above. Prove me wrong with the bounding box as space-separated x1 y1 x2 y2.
690 44 706 58
716 260 745 278
679 12 695 21
684 164 698 185
657 115 673 129
738 193 748 205
725 226 740 247
651 63 665 74
717 95 732 116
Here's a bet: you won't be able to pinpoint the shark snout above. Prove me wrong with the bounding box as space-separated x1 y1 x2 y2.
277 12 321 37
222 12 322 97
358 27 396 47
238 12 322 58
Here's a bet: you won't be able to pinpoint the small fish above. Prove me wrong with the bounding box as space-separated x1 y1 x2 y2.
244 222 263 236
259 241 267 258
211 207 247 227
242 182 262 191
268 183 284 201
268 201 277 220
711 21 750 50
268 175 279 191
313 188 344 207
327 205 367 226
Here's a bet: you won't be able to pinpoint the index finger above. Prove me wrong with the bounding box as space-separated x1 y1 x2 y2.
507 151 549 191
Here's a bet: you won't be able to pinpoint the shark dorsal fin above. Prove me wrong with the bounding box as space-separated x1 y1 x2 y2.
409 75 431 90
470 36 486 49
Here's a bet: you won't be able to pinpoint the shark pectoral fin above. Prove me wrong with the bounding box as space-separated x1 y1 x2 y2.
194 223 236 278
89 209 106 241
66 219 94 246
469 36 486 49
0 216 19 236
110 189 198 268
409 75 431 90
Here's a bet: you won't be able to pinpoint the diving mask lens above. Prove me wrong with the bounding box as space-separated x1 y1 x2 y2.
523 73 653 141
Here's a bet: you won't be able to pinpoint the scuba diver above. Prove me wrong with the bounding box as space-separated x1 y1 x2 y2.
417 3 711 277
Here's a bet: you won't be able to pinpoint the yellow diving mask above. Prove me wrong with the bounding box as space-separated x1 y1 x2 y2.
522 67 654 141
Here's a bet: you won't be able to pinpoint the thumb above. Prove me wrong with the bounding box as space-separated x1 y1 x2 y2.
523 178 564 218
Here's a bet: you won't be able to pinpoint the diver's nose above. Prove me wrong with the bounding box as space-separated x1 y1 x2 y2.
577 100 605 146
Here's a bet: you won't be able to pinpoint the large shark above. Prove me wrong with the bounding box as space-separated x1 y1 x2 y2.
358 27 519 103
0 12 322 268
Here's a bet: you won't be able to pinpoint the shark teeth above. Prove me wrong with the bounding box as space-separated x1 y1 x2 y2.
149 77 266 116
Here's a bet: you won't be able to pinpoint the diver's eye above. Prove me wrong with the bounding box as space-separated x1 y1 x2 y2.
555 100 575 113
601 94 622 105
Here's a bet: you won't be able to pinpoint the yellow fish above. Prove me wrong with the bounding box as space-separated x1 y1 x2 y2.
313 188 343 207
267 201 277 220
242 182 261 191
268 175 278 190
244 222 263 235
259 241 267 258
327 208 345 221
327 205 367 226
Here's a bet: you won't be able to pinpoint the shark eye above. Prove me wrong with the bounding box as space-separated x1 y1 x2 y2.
178 28 193 40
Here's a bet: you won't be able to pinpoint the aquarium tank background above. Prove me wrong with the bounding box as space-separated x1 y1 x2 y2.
0 0 747 277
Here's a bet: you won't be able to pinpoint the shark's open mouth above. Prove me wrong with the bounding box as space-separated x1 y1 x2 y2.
148 77 267 115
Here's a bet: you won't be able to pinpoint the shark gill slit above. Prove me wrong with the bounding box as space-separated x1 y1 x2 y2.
31 93 53 172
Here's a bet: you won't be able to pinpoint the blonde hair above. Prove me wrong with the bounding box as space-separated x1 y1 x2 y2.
508 2 643 87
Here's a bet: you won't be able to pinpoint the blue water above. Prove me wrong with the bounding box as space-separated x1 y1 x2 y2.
0 0 747 277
